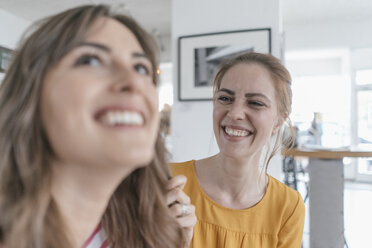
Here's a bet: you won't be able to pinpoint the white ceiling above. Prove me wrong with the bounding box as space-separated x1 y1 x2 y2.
0 0 172 35
1 0 372 36
282 0 372 24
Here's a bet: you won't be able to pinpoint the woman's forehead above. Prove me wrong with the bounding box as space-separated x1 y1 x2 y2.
220 64 274 90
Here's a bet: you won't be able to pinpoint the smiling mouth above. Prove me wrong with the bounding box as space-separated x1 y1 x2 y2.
223 126 253 137
99 110 144 126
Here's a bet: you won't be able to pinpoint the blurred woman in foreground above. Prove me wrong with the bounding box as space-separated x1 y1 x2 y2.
0 5 194 248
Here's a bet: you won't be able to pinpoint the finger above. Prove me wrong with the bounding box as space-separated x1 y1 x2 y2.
177 215 197 229
166 187 191 206
176 206 197 228
166 175 187 190
169 203 195 219
169 202 188 217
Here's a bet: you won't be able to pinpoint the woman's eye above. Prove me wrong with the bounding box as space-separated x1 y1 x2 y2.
134 64 151 76
249 101 265 107
217 96 232 102
75 54 102 67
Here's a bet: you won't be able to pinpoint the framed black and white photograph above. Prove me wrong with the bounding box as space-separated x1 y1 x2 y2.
0 46 13 73
178 28 271 101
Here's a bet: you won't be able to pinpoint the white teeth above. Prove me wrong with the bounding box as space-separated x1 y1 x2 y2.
100 111 144 126
224 127 249 137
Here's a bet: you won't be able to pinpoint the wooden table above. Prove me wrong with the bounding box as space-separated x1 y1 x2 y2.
282 148 372 248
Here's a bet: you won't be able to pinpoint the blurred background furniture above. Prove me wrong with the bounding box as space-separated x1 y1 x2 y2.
282 148 372 248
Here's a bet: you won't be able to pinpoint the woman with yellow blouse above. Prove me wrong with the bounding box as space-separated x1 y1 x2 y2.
171 52 305 247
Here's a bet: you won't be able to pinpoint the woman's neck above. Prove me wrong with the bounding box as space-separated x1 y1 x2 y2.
50 161 132 247
195 153 268 209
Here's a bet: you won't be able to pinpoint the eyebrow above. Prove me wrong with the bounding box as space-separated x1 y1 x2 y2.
77 42 151 62
132 52 150 60
218 88 235 95
245 93 271 103
78 42 111 52
218 88 271 102
132 52 152 63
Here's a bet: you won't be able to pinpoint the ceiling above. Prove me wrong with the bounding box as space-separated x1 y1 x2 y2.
282 0 372 24
1 0 372 38
0 0 172 36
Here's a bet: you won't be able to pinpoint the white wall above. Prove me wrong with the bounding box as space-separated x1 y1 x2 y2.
0 9 29 49
285 18 372 52
170 0 283 179
0 8 30 81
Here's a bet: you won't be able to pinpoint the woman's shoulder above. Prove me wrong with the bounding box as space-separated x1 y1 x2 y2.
269 176 300 196
169 160 195 177
267 176 305 210
170 160 195 167
266 176 305 231
170 157 212 177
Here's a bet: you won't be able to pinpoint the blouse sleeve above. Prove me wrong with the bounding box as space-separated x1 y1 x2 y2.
277 191 306 248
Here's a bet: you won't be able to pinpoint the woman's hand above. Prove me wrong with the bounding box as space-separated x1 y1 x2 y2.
166 175 197 247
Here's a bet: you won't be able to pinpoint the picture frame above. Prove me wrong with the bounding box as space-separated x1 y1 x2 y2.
178 28 271 101
0 46 13 73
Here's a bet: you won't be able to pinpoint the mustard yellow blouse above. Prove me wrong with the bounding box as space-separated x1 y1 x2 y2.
171 160 305 248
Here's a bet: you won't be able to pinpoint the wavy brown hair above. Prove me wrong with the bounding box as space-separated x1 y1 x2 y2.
213 52 293 172
0 4 184 248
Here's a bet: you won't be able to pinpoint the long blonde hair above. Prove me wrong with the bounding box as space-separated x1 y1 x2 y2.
213 52 293 171
0 5 184 248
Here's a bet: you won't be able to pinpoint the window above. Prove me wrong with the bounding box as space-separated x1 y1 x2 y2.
286 50 350 149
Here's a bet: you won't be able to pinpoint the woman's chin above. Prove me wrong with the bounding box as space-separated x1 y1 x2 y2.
118 149 155 169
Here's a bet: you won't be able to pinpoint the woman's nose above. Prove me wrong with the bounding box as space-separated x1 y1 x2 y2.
110 67 141 93
227 101 246 120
